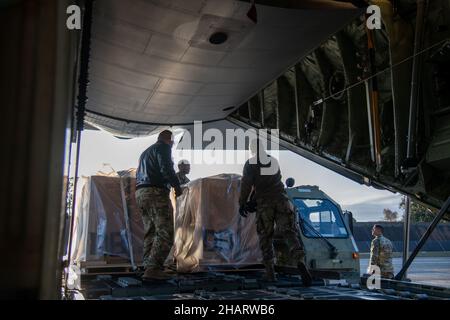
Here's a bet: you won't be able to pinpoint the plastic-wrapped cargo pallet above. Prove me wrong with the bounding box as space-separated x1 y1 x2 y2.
71 172 262 272
71 170 145 265
173 174 262 272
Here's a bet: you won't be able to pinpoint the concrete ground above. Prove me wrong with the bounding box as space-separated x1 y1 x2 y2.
360 257 450 288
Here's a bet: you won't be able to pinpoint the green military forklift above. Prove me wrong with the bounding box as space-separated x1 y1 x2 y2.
275 179 360 284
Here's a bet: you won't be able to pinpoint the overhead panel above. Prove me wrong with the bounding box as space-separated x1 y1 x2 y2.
85 0 361 136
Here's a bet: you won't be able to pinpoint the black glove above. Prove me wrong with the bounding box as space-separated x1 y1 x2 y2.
245 200 257 213
175 186 183 198
239 205 248 218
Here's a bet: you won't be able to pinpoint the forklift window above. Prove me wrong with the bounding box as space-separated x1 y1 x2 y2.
293 198 348 238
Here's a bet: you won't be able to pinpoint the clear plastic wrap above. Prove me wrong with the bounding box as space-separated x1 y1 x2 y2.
72 172 262 272
173 174 262 272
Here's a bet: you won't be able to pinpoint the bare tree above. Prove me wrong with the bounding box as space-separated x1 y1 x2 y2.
383 208 398 222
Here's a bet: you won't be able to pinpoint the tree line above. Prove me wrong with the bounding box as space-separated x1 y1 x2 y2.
382 196 449 223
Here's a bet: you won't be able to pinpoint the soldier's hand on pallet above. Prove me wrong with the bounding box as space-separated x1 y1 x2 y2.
175 185 183 198
239 205 249 218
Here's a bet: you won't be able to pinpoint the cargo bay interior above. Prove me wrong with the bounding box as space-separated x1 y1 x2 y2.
1 0 450 300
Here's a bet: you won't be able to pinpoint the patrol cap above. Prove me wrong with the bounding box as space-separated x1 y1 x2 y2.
178 160 190 166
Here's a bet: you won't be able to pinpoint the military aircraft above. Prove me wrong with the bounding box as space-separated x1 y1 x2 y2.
1 0 449 300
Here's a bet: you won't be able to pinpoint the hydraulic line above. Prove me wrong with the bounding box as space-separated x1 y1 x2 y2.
64 0 94 298
311 38 450 111
406 0 428 161
365 16 382 172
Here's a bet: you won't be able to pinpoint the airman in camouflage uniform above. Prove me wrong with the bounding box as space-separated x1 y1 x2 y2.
136 130 182 280
176 159 191 185
136 187 173 271
369 224 394 279
239 139 312 286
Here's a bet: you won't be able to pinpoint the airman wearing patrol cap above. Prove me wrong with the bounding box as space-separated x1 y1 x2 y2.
176 159 191 185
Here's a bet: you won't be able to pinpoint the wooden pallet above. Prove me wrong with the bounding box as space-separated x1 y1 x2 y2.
78 260 262 275
191 263 264 273
78 261 143 275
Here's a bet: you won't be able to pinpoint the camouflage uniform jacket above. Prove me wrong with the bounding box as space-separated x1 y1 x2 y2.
176 172 190 185
369 235 394 274
239 155 286 207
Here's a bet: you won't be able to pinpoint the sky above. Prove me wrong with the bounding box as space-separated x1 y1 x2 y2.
78 129 404 222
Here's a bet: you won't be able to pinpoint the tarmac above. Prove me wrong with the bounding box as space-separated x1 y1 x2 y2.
360 256 450 288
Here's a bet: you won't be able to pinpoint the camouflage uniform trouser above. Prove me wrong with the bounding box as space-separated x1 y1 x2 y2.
135 187 173 270
256 197 305 264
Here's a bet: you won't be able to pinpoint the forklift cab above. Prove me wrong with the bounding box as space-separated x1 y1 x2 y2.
277 180 360 283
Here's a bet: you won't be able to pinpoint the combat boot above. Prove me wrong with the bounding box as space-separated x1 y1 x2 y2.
296 252 313 287
142 267 172 280
163 266 178 276
262 261 277 282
